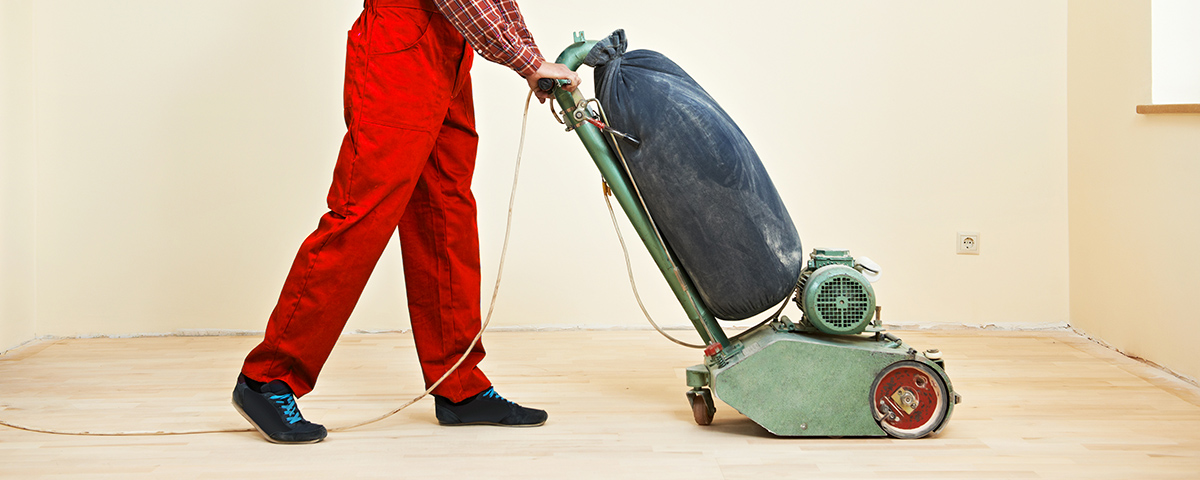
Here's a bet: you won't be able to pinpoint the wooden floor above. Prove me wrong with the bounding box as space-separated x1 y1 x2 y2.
1 328 1199 479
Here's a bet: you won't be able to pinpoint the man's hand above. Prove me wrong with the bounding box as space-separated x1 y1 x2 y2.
526 62 582 103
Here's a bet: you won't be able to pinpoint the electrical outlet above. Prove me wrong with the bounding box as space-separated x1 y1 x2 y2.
957 232 980 255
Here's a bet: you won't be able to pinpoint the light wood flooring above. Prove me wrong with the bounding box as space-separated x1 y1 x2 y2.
1 328 1199 479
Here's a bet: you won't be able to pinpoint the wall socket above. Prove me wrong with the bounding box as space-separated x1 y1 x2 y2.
957 232 980 255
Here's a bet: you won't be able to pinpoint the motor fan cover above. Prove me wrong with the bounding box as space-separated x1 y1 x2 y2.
800 265 876 335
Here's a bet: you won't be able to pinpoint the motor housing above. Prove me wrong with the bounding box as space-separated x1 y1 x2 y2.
796 249 876 335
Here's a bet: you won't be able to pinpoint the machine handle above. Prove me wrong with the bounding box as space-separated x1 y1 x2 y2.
537 77 573 93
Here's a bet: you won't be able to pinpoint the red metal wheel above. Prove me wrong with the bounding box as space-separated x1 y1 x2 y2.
870 361 948 439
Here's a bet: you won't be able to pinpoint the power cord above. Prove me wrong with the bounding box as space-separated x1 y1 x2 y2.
0 89 539 437
599 177 791 347
595 103 791 347
0 87 776 438
600 186 704 349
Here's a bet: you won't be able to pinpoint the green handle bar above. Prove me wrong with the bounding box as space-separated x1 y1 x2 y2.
546 34 730 348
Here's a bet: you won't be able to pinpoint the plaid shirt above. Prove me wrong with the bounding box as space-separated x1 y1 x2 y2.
434 0 544 77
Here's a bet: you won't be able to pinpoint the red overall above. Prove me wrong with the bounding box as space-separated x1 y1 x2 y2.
242 0 489 402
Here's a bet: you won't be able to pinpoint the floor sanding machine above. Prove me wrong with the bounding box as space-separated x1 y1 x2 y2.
538 31 960 439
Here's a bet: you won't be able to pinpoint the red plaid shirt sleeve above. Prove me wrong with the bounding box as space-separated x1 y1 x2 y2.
434 0 545 77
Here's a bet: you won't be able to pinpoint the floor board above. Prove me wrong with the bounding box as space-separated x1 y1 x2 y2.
1 329 1198 479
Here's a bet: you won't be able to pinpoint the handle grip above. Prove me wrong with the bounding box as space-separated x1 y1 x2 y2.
538 78 576 93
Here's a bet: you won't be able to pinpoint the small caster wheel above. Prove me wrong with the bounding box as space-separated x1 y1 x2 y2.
686 388 716 425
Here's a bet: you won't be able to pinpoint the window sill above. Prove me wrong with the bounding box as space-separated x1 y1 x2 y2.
1136 104 1200 114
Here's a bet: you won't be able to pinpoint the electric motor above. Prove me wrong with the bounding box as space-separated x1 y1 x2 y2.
795 249 877 335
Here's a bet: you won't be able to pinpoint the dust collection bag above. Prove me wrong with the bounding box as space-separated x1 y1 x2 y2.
584 30 803 320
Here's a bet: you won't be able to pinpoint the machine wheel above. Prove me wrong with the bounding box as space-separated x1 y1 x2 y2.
870 361 949 439
686 388 716 425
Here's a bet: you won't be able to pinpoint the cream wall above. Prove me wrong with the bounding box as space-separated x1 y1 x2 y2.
1 0 38 352
1068 0 1200 381
5 1 1069 344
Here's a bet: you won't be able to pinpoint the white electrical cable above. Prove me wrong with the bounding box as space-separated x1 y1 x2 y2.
601 188 704 349
595 103 791 346
0 90 539 437
0 85 769 437
593 103 723 347
599 162 789 347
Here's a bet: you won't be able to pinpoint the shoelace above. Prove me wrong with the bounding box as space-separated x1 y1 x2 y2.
479 387 515 406
269 393 304 424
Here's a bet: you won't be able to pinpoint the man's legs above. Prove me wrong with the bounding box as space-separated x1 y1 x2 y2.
234 3 545 441
235 4 459 443
234 113 442 443
241 0 465 399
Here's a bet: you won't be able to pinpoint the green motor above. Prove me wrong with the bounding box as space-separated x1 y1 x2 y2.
795 249 879 335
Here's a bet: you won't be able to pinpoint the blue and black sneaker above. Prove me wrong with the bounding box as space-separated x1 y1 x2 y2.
232 375 327 444
434 387 548 427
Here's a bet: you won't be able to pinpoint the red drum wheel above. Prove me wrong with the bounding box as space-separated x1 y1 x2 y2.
870 361 948 439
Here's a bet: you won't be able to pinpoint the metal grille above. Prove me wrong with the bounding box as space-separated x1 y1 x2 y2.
814 276 871 329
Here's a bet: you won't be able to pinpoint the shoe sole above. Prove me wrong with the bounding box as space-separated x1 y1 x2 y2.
438 420 547 427
231 398 325 445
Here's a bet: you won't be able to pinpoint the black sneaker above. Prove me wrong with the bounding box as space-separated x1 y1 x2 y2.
232 375 327 444
435 387 548 427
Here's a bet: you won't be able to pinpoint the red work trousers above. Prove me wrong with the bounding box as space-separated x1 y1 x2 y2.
242 0 490 402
